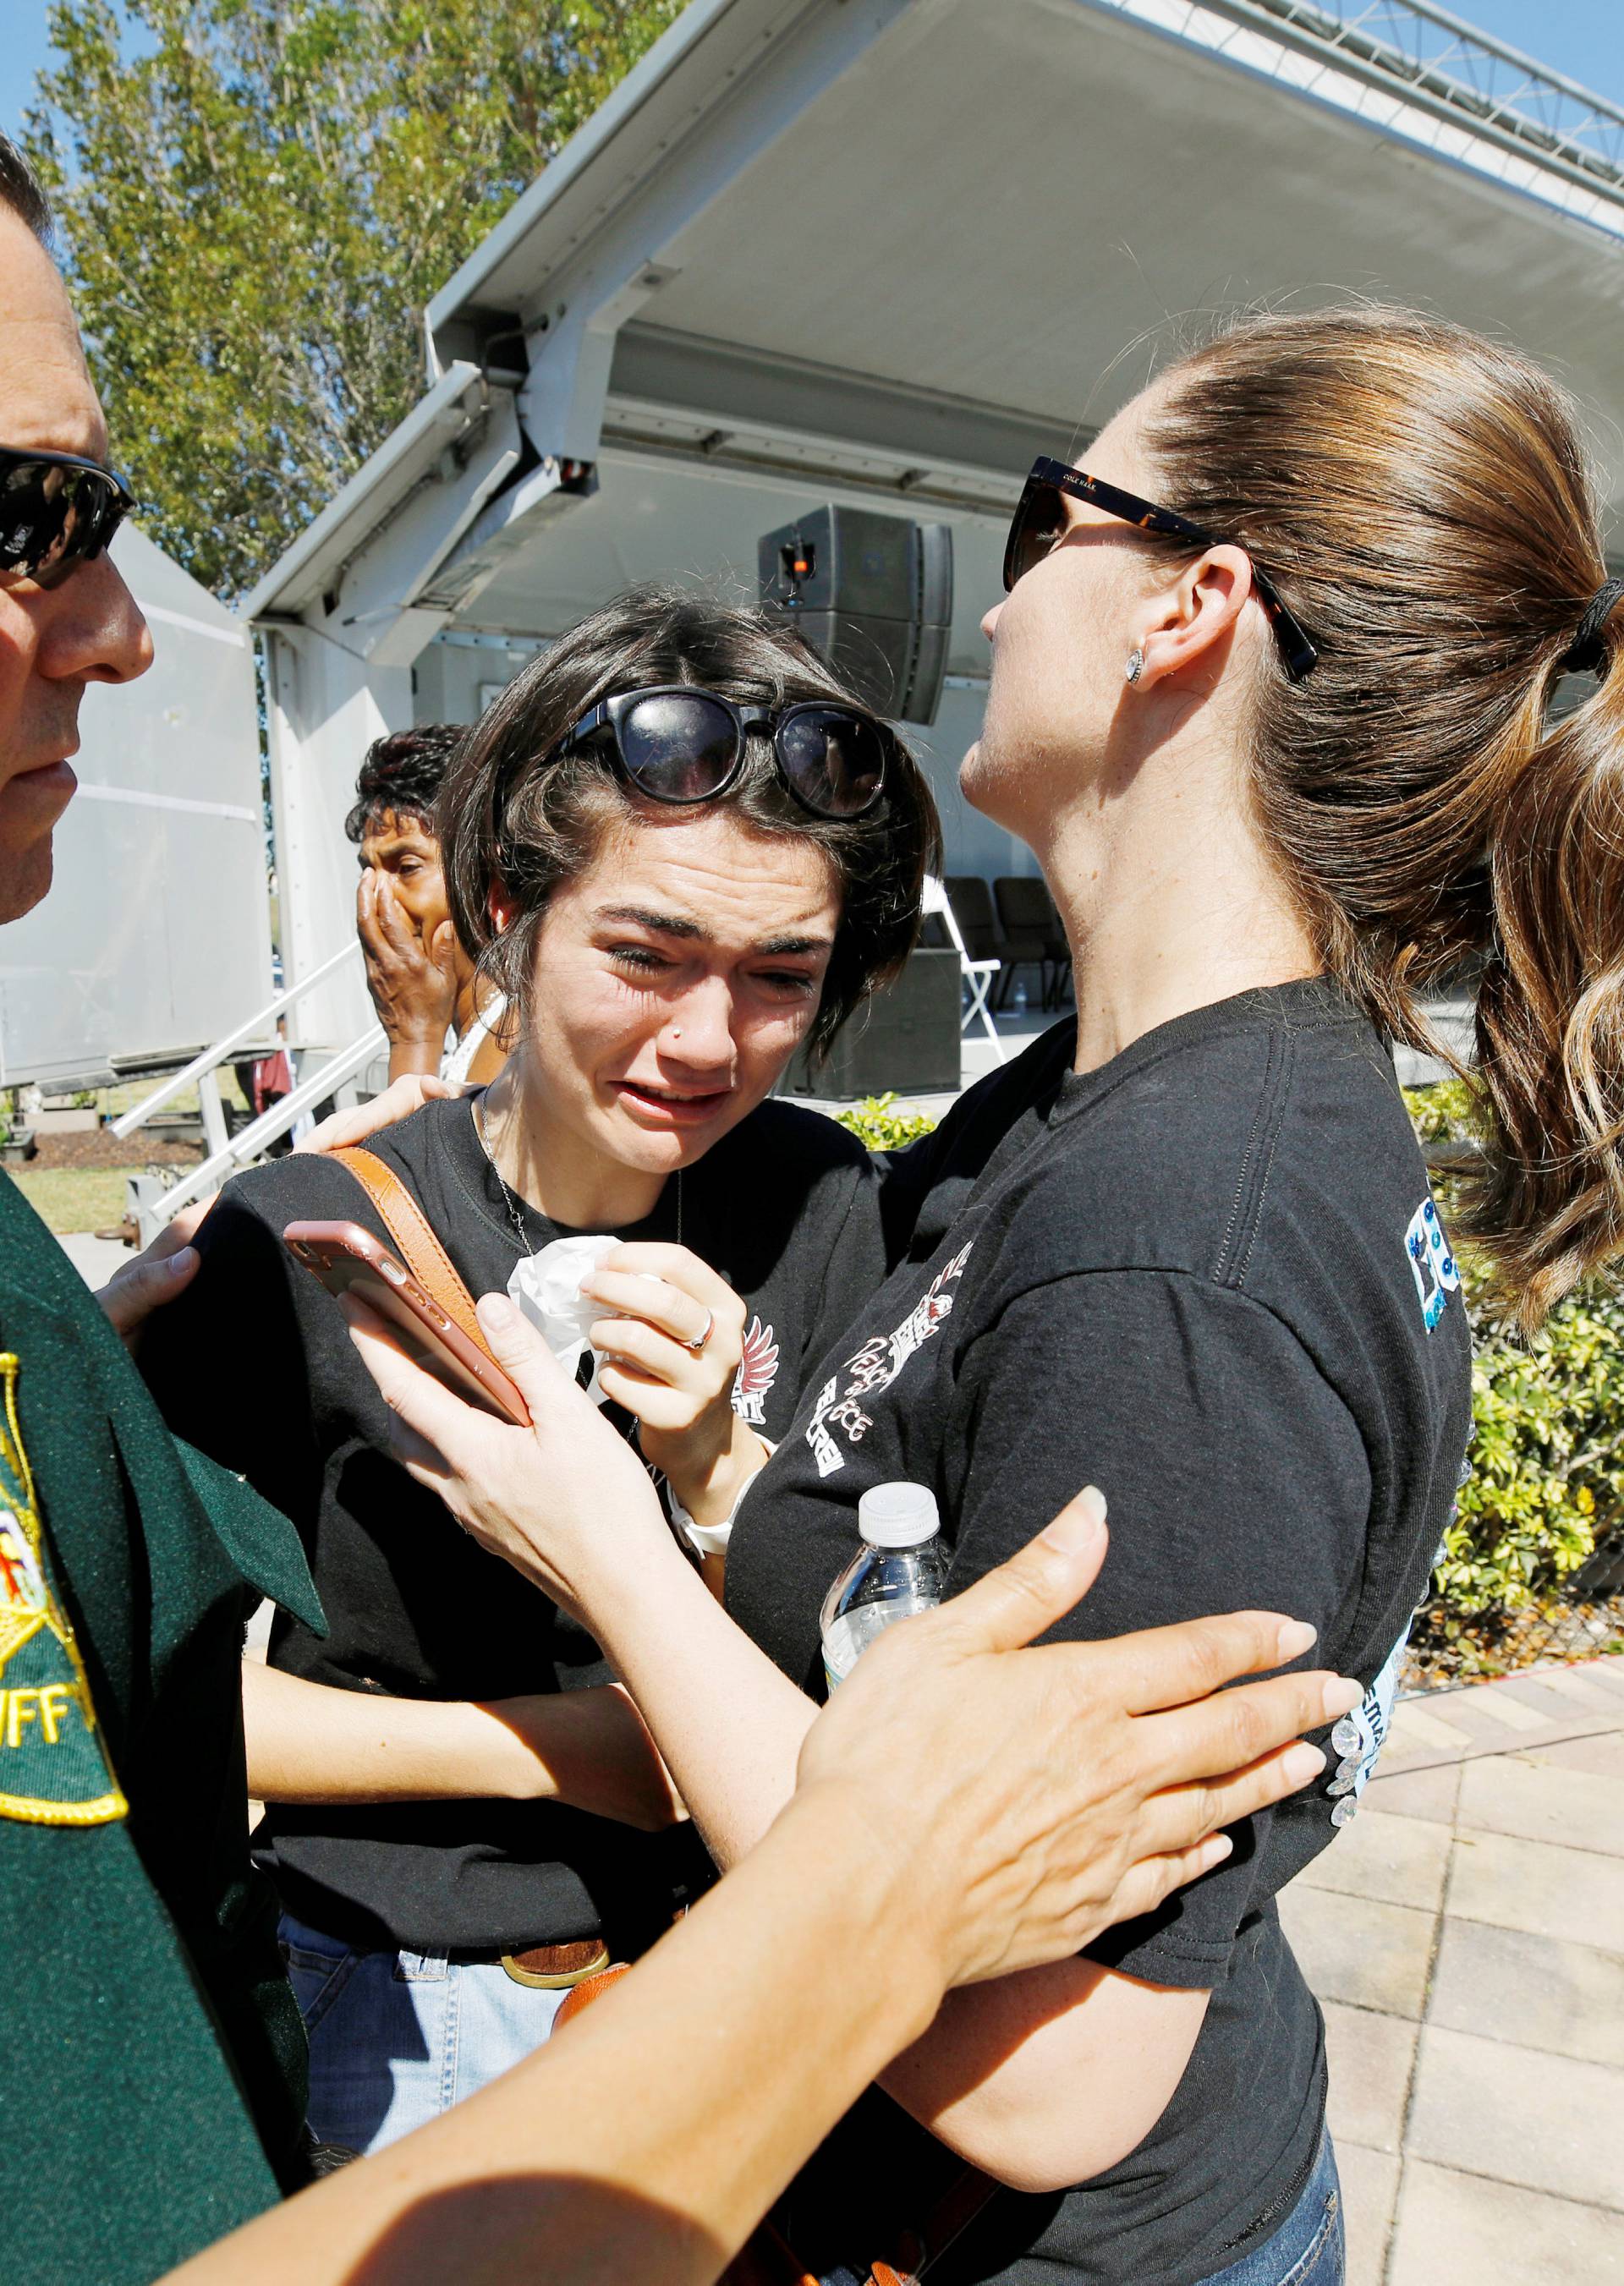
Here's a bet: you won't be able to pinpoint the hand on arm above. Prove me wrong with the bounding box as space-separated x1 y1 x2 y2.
166 1494 1350 2286
241 1660 682 1828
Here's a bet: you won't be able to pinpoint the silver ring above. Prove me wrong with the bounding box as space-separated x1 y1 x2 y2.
682 1307 715 1354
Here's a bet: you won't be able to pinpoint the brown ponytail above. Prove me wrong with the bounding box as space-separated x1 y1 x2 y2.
1138 308 1624 1329
1473 617 1624 1323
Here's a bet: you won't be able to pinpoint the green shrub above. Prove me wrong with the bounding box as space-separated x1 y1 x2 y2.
1440 1292 1624 1616
1402 1075 1479 1147
833 1093 940 1153
1403 1079 1621 1619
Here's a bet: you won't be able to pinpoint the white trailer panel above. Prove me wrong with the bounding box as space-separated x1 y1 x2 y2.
0 525 273 1088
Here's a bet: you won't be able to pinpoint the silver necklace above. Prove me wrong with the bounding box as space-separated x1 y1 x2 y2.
474 1091 682 1253
475 1091 535 1258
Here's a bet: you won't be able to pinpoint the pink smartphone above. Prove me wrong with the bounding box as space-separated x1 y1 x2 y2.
283 1219 530 1427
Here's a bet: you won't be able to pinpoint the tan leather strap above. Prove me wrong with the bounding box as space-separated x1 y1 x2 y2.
331 1146 488 1351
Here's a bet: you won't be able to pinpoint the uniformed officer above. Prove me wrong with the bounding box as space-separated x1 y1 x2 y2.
0 142 327 2283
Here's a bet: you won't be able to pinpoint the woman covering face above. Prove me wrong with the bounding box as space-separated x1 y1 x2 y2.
345 724 514 1089
342 305 1624 2286
139 587 938 2157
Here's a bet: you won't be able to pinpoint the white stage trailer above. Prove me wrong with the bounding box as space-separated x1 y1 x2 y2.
0 524 273 1090
244 0 1624 1053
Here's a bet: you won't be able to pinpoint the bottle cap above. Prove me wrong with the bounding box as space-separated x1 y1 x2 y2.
858 1481 940 1549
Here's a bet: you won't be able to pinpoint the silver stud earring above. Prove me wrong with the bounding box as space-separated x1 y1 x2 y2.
1125 648 1144 686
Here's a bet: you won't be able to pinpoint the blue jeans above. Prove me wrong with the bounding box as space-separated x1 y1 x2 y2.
280 1912 571 2156
1201 2130 1343 2286
813 2129 1341 2286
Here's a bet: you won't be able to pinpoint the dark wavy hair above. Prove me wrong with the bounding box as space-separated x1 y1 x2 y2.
439 587 940 1061
345 725 466 844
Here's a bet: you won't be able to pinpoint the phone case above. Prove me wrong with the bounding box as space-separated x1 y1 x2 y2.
283 1219 530 1426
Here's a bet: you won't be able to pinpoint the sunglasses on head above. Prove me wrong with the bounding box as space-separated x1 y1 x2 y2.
0 448 136 585
1004 454 1319 683
556 685 891 820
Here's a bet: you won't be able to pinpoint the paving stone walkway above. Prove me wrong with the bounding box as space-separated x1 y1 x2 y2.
1279 1653 1624 2284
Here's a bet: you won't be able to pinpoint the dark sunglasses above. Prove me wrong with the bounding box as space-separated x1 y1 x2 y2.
1004 455 1319 683
557 686 891 820
0 448 135 584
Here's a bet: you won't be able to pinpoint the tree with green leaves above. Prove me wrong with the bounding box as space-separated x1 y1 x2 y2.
26 0 682 598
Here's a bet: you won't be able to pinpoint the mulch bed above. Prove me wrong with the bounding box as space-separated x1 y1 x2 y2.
1403 1588 1624 1691
22 1130 203 1171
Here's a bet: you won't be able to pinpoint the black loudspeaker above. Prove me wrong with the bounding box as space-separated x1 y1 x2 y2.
782 947 961 1099
758 507 952 726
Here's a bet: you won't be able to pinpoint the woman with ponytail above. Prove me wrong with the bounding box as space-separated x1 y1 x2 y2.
1130 310 1624 1332
340 308 1621 2286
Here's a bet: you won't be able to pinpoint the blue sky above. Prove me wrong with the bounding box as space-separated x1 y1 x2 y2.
1 2 1619 145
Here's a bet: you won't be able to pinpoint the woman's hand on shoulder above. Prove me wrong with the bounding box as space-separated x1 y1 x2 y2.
295 1072 470 1156
96 1200 211 1349
579 1243 764 1521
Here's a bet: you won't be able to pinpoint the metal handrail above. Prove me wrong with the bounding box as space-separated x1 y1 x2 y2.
146 1022 388 1227
110 940 365 1141
1234 0 1624 194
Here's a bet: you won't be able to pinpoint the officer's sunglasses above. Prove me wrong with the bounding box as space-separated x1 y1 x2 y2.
557 686 891 819
1004 454 1320 683
0 448 136 584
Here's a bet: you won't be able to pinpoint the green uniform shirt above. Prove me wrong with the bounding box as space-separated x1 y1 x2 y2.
0 1174 324 2284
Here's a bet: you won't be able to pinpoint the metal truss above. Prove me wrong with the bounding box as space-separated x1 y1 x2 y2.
1232 0 1624 197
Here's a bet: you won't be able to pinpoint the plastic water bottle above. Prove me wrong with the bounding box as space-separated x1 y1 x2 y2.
820 1482 947 1691
1012 979 1029 1017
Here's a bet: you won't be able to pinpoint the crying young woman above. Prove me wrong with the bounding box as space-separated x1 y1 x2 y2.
140 587 938 2157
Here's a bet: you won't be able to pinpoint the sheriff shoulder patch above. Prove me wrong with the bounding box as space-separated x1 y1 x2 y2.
0 1351 126 1826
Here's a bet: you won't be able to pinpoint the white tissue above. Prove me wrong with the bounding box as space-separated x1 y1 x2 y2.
507 1233 618 1405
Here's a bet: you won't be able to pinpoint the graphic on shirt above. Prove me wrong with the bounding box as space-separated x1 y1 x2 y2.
0 1353 127 1828
804 1245 973 1478
1325 1627 1410 1826
1405 1197 1461 1333
732 1318 780 1427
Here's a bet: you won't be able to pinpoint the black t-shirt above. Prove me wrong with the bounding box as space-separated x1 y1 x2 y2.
140 1092 884 1955
727 980 1473 2286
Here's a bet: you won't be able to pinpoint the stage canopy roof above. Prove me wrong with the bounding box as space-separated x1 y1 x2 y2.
244 0 1624 1035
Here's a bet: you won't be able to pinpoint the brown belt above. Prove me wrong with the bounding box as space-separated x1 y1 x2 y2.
498 1938 612 1989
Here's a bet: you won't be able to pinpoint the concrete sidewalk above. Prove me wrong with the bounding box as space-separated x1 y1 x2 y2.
1280 1656 1624 2283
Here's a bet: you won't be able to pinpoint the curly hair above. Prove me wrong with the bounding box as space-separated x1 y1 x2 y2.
345 725 466 844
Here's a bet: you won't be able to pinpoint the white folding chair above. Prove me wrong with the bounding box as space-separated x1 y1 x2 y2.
922 875 1004 1064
